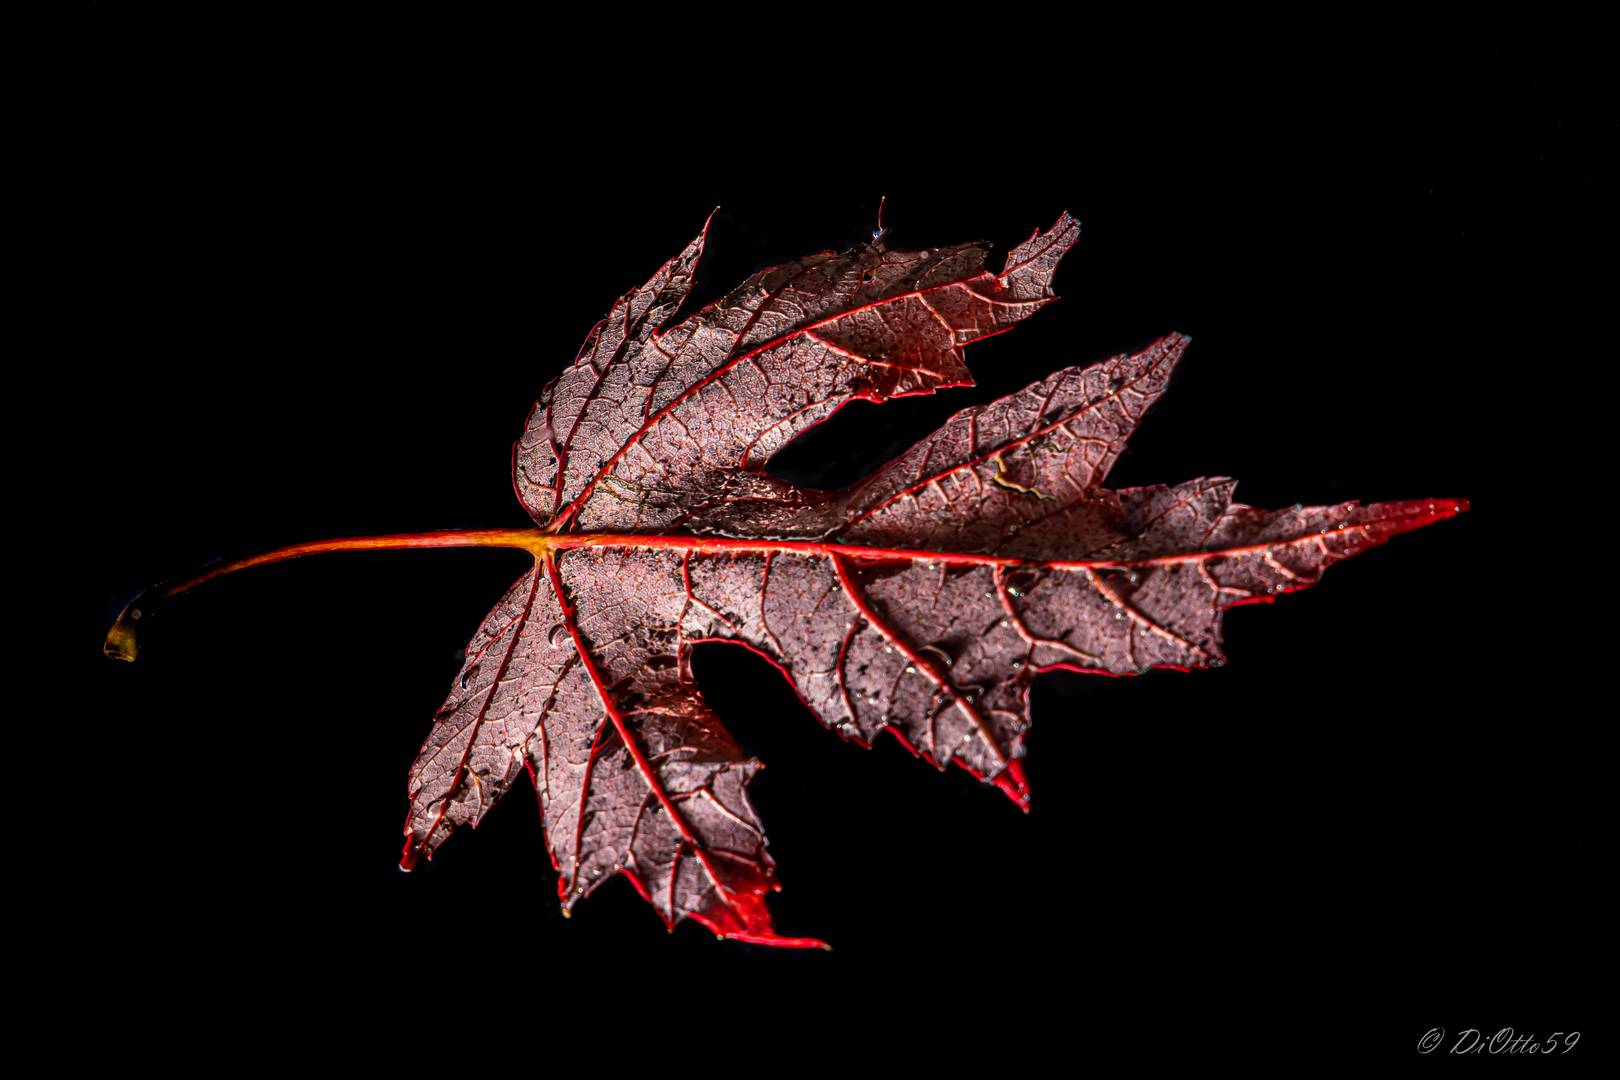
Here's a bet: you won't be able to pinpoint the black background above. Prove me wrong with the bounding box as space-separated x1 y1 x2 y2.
62 12 1605 1067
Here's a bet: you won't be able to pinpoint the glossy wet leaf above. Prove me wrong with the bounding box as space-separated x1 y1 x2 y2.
398 211 1465 946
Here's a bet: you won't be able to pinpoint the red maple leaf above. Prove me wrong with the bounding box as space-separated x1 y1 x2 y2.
105 209 1467 949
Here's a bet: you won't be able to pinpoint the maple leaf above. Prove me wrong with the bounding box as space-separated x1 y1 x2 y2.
105 208 1467 949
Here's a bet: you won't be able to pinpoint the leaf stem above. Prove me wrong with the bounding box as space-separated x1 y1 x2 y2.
105 528 552 661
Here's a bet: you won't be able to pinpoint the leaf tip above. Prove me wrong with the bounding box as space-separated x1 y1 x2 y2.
992 759 1031 812
720 930 834 951
1357 497 1472 541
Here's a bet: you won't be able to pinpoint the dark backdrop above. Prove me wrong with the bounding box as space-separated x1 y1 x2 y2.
68 16 1603 1066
